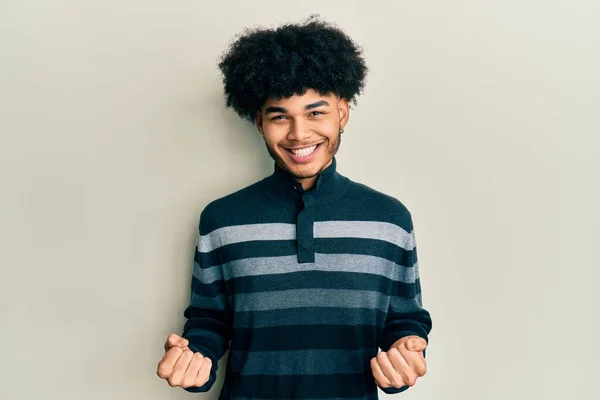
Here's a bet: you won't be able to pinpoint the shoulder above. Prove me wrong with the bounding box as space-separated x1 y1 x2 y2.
343 177 414 231
197 179 266 234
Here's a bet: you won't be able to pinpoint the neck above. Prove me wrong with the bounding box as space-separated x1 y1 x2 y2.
286 158 334 191
264 156 349 206
296 176 317 191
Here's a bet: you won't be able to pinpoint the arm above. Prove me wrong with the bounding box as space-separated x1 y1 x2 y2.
180 209 233 393
378 214 432 394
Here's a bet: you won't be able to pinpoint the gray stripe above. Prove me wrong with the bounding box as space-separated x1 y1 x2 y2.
232 288 388 312
198 223 295 252
192 261 222 285
315 220 414 250
194 253 418 285
230 348 373 375
198 221 415 253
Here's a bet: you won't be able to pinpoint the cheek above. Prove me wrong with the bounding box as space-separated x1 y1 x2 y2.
318 119 340 135
264 121 289 134
262 133 284 150
321 125 340 141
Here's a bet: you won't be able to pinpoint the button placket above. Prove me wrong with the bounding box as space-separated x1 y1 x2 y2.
296 191 316 263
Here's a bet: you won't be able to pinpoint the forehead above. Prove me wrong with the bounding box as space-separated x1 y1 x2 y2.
262 89 337 110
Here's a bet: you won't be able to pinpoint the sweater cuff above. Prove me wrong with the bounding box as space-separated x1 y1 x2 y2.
381 385 410 394
381 329 429 353
180 342 218 393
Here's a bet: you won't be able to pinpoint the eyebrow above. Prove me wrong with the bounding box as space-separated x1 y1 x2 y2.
264 100 330 115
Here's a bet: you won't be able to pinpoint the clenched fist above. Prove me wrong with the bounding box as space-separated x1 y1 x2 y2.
370 335 427 390
156 333 212 389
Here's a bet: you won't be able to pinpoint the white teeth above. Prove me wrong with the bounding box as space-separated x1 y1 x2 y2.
290 144 317 157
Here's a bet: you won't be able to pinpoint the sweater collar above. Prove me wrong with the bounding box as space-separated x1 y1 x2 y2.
263 156 349 205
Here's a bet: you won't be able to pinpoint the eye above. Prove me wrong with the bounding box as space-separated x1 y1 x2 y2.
310 111 324 116
271 115 286 121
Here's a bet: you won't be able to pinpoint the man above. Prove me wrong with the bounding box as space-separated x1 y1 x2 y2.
157 15 432 399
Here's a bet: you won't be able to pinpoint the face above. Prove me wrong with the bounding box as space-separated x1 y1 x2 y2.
255 89 349 189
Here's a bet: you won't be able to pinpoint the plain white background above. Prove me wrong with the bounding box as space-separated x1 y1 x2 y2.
1 1 598 399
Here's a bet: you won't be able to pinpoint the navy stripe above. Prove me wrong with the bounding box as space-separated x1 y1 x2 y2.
228 270 390 293
234 397 377 400
193 271 421 299
230 348 375 375
230 324 379 351
232 307 385 329
230 373 378 398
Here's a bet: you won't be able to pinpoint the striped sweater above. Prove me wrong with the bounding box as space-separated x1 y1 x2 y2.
181 156 432 399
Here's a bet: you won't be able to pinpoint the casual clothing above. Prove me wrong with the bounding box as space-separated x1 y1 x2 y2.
181 157 432 399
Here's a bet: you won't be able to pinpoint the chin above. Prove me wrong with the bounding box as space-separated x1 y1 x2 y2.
288 168 320 180
284 157 329 178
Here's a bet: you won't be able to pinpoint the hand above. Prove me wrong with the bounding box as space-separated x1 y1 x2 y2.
370 335 427 390
157 333 212 389
163 333 189 352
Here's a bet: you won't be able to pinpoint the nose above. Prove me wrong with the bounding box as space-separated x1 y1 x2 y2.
287 118 313 142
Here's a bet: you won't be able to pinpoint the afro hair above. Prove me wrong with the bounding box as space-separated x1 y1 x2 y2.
217 15 368 123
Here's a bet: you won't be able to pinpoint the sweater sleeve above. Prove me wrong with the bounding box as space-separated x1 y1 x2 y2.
180 210 233 393
378 214 432 395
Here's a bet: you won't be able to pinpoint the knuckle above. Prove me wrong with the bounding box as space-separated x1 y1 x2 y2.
405 373 418 386
171 346 183 355
376 352 387 362
167 376 181 387
198 372 210 386
390 375 405 388
156 366 169 379
388 348 401 360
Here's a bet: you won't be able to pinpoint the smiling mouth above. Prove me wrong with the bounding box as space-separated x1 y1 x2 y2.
285 142 324 157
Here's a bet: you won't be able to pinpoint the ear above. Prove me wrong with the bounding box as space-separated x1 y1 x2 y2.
338 98 350 131
255 111 264 136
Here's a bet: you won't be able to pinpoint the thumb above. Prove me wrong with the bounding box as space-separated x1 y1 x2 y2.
164 334 189 351
174 336 189 348
407 337 427 352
